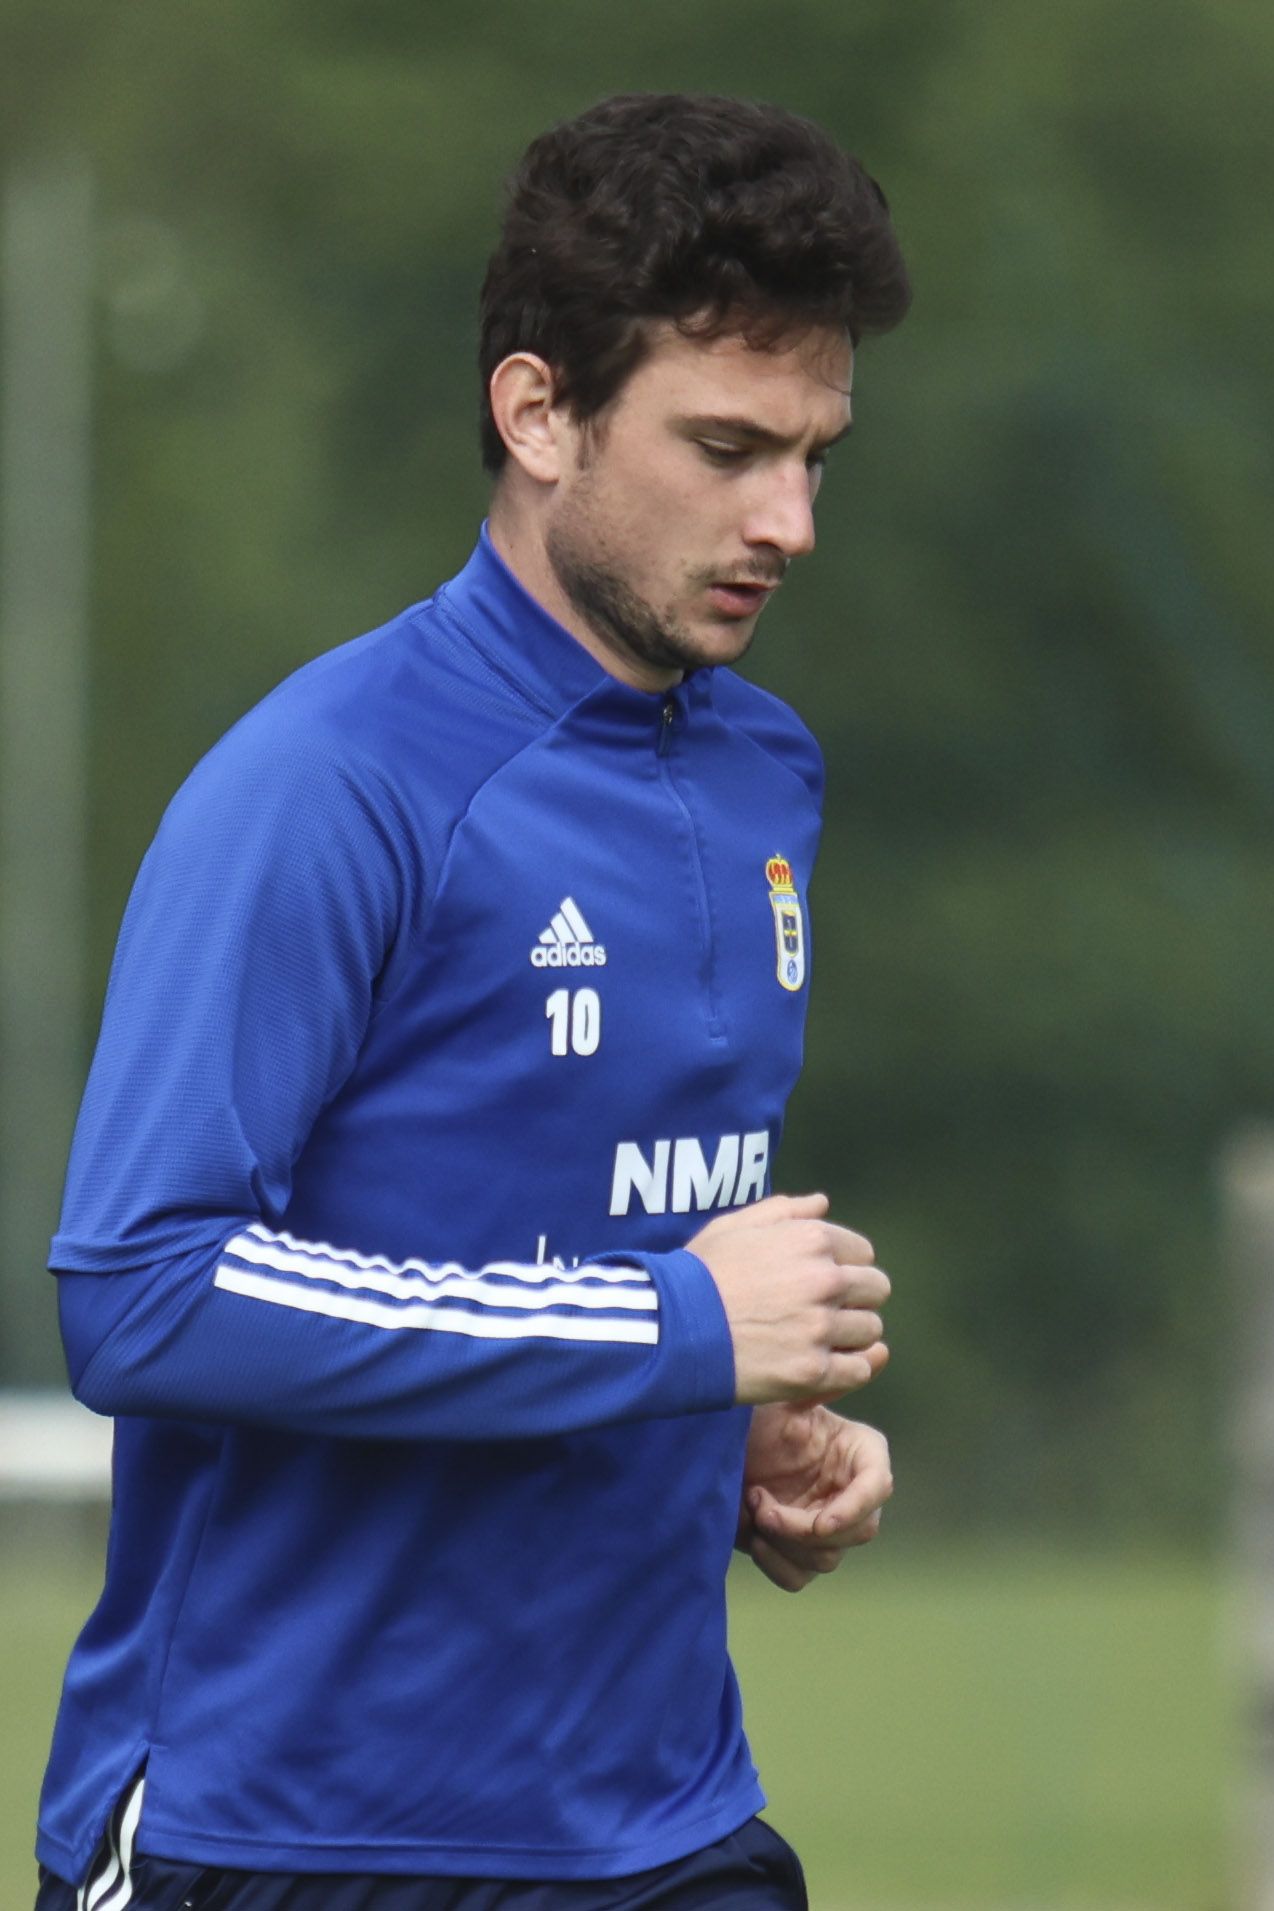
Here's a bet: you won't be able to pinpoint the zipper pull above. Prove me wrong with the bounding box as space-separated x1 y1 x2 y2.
657 698 675 757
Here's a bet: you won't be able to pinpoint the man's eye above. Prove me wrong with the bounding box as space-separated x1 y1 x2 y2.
697 441 749 465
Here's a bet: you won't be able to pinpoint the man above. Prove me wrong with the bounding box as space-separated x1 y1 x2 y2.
37 92 910 1910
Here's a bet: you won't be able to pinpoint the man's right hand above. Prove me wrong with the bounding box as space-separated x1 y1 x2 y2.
686 1193 889 1405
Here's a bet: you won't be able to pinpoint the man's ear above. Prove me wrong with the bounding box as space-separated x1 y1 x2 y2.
488 353 571 485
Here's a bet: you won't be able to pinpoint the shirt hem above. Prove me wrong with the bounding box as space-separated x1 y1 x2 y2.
114 1784 766 1880
34 1828 81 1885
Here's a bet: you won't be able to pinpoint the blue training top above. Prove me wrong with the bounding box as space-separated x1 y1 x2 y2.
38 527 824 1885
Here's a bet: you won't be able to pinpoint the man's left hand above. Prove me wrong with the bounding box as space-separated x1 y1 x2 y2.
736 1404 892 1593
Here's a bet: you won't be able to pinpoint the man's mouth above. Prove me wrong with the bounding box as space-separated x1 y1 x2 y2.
705 580 779 618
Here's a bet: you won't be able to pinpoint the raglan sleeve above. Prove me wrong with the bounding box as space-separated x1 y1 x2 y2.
52 717 736 1441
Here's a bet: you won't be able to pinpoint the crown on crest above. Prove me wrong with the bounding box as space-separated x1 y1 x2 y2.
765 856 794 890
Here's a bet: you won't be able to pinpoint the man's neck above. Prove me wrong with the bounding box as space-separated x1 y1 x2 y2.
486 506 680 696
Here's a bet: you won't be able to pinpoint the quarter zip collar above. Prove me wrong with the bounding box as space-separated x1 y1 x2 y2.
435 523 715 728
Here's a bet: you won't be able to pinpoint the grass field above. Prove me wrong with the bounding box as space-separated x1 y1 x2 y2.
731 1545 1237 1909
0 1537 1238 1908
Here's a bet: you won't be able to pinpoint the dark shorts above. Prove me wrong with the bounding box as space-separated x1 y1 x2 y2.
37 1816 808 1910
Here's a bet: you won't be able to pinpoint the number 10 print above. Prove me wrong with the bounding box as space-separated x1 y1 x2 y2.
545 988 601 1057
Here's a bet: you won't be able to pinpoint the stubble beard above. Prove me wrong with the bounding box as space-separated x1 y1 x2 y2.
545 521 753 680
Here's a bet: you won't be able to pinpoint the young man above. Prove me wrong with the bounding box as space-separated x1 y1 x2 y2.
36 93 910 1911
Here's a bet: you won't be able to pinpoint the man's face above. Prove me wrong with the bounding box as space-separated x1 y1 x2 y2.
543 323 853 688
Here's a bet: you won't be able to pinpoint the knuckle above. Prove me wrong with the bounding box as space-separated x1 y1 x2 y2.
840 1313 875 1349
835 1229 873 1263
796 1350 829 1392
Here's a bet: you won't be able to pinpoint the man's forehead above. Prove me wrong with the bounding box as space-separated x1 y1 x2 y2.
636 321 853 423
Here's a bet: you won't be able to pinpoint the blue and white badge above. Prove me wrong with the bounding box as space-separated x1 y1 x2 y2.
765 856 805 992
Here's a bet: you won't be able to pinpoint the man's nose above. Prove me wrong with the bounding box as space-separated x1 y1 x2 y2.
742 469 817 560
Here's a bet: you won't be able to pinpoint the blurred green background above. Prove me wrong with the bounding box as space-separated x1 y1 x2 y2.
1 0 1268 1902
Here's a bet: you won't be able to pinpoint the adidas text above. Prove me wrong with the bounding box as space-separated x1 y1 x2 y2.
531 943 607 968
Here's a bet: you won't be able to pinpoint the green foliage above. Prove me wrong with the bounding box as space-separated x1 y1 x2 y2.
2 0 1270 1533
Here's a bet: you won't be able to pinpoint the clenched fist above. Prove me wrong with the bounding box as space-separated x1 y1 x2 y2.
686 1192 890 1405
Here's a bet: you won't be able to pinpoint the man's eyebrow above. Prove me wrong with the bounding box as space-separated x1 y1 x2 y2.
679 413 854 452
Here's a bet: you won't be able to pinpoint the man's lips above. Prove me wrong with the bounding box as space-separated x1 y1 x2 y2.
705 579 781 617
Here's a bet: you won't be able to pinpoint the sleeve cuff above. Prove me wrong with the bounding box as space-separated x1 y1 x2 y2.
594 1246 736 1415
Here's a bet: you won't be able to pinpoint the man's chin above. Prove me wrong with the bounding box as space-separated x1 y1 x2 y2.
605 614 756 679
679 618 759 669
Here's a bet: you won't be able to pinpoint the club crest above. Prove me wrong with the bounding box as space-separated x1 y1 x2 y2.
765 856 805 992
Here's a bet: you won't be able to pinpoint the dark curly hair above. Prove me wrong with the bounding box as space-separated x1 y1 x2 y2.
479 92 911 473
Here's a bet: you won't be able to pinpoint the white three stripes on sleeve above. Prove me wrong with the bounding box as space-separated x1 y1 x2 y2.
213 1224 659 1346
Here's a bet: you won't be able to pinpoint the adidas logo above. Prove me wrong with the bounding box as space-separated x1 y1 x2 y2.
530 897 608 968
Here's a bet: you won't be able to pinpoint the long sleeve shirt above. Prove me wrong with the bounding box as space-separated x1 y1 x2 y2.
38 526 823 1885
